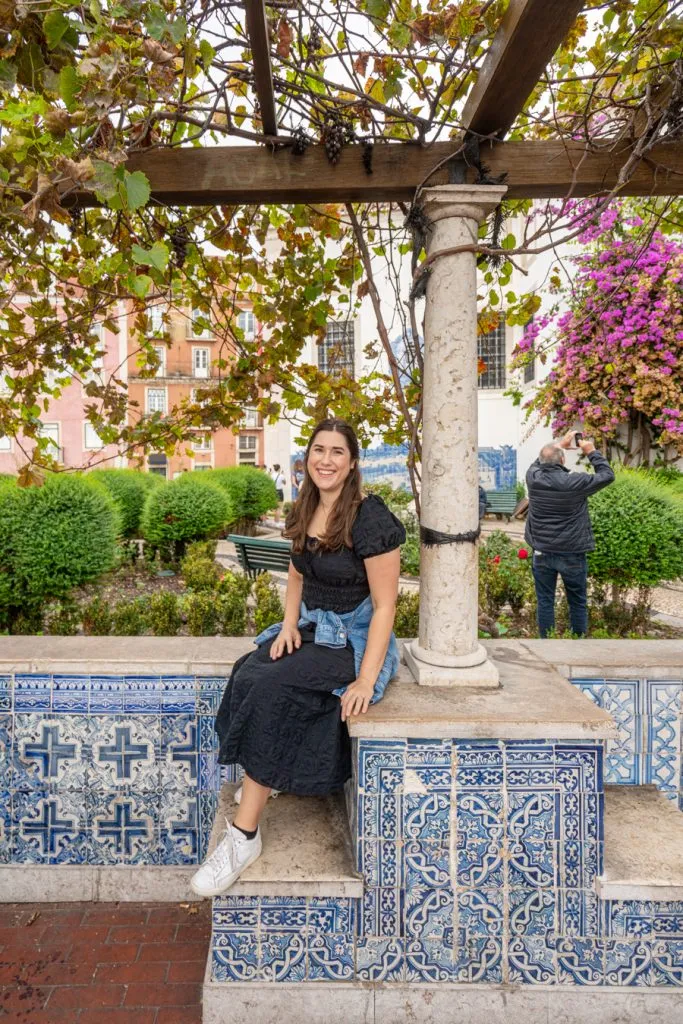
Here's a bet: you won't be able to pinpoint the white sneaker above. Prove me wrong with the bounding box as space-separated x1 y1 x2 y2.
234 786 279 804
190 821 262 898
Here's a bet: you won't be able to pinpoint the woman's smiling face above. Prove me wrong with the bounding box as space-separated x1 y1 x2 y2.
306 430 355 494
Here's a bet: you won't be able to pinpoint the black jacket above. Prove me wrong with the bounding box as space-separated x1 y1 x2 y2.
524 451 615 553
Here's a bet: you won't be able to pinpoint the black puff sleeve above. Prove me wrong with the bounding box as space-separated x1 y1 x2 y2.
352 494 407 559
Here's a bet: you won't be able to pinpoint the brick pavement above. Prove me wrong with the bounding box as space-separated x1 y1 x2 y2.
0 902 211 1023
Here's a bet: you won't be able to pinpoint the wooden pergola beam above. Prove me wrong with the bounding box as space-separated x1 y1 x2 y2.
82 139 683 207
244 0 278 138
462 0 586 140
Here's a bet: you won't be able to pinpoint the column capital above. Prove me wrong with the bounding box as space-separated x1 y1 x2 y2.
420 184 508 225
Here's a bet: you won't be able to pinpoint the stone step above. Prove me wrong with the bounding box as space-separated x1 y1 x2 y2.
207 784 362 897
598 784 683 900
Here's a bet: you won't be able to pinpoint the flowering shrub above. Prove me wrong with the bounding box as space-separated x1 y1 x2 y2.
479 531 535 623
513 201 683 464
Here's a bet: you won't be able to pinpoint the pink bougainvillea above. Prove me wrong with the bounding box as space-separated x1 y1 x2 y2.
515 201 683 463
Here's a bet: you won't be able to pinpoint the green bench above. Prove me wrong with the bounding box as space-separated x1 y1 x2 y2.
484 489 518 521
227 534 292 578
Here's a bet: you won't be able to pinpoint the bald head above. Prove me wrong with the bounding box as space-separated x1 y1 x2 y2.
539 445 565 465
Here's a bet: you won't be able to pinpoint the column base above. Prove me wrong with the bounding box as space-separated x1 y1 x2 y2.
404 643 500 688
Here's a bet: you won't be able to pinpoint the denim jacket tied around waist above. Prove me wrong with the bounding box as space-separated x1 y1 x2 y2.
253 594 400 703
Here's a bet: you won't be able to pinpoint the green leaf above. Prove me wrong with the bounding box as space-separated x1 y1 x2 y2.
131 241 169 272
91 159 118 201
168 17 187 45
132 274 153 298
58 65 79 110
44 11 71 49
124 170 151 211
199 38 215 71
0 59 17 88
501 233 516 250
145 5 169 40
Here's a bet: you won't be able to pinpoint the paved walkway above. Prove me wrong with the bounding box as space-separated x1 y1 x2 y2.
0 902 211 1023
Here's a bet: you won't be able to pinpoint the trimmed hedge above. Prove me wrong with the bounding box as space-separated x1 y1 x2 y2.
0 474 121 630
588 470 683 588
89 468 161 537
205 466 278 522
140 475 231 556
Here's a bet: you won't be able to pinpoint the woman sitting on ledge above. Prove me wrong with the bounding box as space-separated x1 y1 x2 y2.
191 418 406 897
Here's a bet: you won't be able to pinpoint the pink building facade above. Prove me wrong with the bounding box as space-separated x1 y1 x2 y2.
0 300 128 475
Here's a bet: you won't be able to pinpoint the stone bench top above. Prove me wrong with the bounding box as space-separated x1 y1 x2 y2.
207 785 363 898
598 785 683 901
349 641 616 740
0 636 620 740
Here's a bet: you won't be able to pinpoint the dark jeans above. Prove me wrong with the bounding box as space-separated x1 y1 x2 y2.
532 551 588 638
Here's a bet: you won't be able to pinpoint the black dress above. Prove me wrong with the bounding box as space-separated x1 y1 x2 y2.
215 495 406 796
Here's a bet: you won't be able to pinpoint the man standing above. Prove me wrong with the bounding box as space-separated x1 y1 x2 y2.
525 430 615 638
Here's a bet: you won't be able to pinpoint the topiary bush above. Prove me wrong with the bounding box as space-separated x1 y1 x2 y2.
217 571 251 635
148 592 182 636
394 590 419 638
253 572 284 633
185 592 218 636
588 470 683 633
82 595 113 636
206 466 277 531
112 597 148 636
89 469 161 537
44 598 81 636
140 475 231 561
0 474 120 632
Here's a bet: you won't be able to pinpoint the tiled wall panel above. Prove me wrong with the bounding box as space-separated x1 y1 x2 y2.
210 737 683 989
1 673 237 867
572 678 683 806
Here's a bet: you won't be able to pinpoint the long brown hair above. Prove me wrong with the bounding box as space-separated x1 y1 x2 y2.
283 418 363 553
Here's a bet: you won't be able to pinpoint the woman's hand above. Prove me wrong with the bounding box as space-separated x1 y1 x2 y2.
270 623 302 660
340 678 375 722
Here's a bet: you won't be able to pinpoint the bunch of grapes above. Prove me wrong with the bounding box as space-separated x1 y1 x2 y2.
322 117 345 165
170 226 190 268
292 127 309 156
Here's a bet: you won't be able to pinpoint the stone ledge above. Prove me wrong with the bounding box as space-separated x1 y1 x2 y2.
598 785 683 901
202 976 683 1024
0 864 200 903
349 641 616 740
207 785 363 898
520 638 683 679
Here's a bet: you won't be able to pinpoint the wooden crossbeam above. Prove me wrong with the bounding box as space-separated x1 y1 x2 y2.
462 0 586 140
85 139 683 206
244 0 278 138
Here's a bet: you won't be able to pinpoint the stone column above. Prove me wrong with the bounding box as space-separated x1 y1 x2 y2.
404 184 507 688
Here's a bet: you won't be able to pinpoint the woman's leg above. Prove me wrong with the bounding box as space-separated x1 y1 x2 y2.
233 775 271 831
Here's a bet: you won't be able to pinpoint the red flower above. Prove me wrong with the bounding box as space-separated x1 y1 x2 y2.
492 555 501 564
518 548 529 560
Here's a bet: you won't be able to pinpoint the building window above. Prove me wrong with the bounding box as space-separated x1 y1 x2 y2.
191 386 213 408
192 432 212 451
188 308 211 339
84 423 103 450
148 304 168 336
39 422 60 454
0 434 11 451
237 311 255 339
241 407 259 428
238 433 258 464
478 320 506 390
193 464 212 471
193 347 210 378
148 453 167 478
147 387 167 414
319 321 355 378
153 345 166 377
